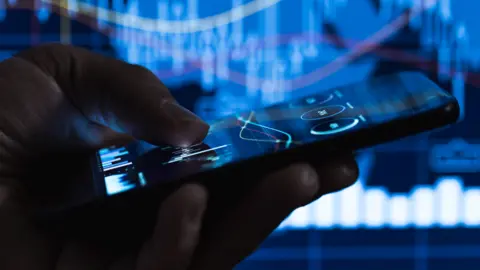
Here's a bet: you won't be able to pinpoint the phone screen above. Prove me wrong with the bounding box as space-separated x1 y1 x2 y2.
93 73 455 196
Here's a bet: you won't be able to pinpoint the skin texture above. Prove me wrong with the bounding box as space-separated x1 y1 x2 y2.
0 44 359 270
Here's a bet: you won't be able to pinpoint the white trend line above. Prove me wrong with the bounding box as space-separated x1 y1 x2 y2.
165 144 230 164
104 162 132 171
42 0 283 33
238 117 293 148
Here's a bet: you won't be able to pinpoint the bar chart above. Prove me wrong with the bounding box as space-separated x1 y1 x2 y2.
279 176 480 230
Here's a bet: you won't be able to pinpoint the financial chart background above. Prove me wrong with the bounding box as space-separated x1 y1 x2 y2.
3 0 480 269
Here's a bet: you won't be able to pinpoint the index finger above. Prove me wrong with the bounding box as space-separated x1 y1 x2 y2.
16 44 209 147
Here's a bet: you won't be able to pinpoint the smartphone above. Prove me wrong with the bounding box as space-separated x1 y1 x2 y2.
34 72 459 241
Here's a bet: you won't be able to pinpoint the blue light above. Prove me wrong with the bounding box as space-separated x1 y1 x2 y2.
26 0 473 118
105 174 136 195
0 0 6 21
277 176 480 230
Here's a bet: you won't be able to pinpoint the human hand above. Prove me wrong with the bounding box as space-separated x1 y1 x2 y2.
0 44 358 270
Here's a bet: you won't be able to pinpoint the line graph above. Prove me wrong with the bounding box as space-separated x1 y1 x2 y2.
41 0 284 33
8 0 479 95
116 2 438 90
1 0 476 116
109 2 480 97
240 127 281 151
237 112 293 148
5 0 450 86
126 31 478 92
146 34 478 90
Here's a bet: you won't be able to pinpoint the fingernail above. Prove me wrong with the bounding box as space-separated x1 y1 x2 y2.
184 185 207 224
163 101 210 145
300 165 319 191
340 164 358 180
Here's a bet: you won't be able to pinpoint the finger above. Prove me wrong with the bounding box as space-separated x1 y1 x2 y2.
15 44 209 147
188 163 320 270
189 157 358 270
136 184 208 270
310 154 359 197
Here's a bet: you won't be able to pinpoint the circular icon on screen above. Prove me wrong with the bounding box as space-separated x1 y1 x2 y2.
300 105 346 121
310 118 360 136
289 93 334 108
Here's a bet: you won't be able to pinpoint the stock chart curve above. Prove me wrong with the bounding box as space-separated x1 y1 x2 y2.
238 113 293 148
28 0 438 90
8 0 477 98
41 0 283 33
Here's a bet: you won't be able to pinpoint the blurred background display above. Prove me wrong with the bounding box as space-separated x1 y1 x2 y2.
2 0 480 269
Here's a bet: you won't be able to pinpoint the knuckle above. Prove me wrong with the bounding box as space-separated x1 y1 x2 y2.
127 63 156 78
319 161 359 195
126 63 169 89
37 43 76 53
16 43 75 60
13 43 80 79
266 165 319 207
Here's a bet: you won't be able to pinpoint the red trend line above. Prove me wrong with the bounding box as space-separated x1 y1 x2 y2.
186 4 441 91
102 8 422 88
11 1 480 88
151 35 438 82
288 8 423 90
241 127 280 151
146 33 442 83
236 119 280 140
129 1 480 89
123 3 439 90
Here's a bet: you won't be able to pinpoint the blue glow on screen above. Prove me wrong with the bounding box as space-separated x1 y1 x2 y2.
105 173 136 195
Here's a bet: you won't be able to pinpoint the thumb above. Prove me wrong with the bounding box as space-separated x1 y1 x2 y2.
15 44 209 147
